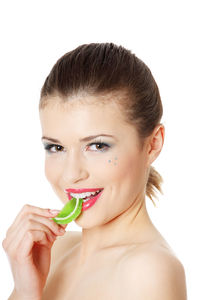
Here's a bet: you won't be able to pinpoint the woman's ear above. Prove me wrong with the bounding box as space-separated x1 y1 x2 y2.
146 124 165 166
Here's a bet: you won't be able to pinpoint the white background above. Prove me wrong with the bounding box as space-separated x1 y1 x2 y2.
0 0 199 299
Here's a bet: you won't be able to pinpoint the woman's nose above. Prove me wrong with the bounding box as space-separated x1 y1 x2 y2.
61 154 89 184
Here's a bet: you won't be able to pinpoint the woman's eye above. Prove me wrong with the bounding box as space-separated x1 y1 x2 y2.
44 144 64 154
87 142 110 152
43 141 110 154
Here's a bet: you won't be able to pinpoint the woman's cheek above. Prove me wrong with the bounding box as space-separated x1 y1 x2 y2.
44 157 66 201
126 154 147 192
44 156 60 183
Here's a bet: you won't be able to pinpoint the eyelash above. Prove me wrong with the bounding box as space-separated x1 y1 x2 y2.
43 140 110 154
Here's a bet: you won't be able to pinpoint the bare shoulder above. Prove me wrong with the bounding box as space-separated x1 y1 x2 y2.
51 230 82 266
117 244 187 300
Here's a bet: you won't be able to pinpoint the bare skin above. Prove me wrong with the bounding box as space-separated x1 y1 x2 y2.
3 94 187 299
42 228 182 300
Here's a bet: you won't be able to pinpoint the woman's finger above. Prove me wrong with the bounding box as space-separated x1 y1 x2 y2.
4 214 65 254
7 204 61 234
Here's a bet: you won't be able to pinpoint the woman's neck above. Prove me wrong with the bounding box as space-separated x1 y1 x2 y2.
77 192 158 266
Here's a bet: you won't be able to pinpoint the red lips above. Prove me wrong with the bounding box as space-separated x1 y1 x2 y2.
65 188 103 193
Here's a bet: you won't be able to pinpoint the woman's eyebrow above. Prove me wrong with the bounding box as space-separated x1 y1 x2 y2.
41 134 117 143
80 134 117 142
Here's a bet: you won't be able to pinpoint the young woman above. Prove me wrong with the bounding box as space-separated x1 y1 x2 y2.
3 42 187 300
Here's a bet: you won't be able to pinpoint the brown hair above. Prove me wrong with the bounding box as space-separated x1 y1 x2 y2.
39 42 164 206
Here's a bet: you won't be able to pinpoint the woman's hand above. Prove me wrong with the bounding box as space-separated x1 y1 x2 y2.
2 204 68 300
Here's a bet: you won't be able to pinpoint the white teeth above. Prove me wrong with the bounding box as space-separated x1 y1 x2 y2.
70 190 101 200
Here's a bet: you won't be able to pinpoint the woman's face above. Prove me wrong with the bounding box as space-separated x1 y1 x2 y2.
39 95 149 228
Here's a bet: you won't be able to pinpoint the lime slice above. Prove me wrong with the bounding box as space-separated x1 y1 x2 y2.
52 197 83 224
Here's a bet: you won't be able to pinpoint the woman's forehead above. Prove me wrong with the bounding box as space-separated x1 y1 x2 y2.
39 94 140 142
40 105 123 135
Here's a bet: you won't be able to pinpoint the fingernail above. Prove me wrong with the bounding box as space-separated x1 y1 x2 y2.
49 209 61 215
